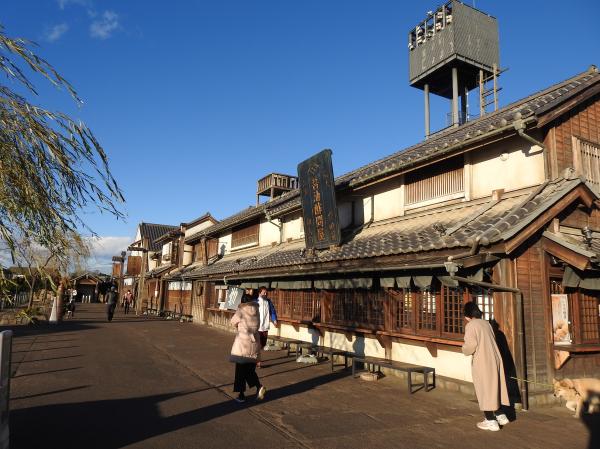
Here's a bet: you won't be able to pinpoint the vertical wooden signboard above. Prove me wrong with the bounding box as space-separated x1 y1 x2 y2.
297 149 341 250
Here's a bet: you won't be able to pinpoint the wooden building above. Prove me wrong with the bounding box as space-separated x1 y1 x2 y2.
164 67 600 407
146 213 218 317
123 222 179 304
70 272 110 303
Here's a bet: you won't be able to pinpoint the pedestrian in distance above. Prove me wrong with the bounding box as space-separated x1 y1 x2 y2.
462 301 510 431
123 289 133 315
229 294 266 403
255 286 277 368
106 286 118 322
66 296 76 319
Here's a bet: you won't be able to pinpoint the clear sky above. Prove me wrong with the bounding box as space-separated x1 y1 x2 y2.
3 0 599 271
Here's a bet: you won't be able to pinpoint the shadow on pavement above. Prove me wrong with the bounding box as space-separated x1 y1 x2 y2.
12 366 82 378
11 385 91 401
16 354 82 363
11 370 349 449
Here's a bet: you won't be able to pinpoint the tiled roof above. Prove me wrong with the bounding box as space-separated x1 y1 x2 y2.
338 67 600 188
186 67 600 238
144 264 174 279
178 177 596 280
139 223 178 251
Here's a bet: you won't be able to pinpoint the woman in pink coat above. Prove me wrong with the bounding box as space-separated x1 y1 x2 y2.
462 301 510 431
230 295 267 403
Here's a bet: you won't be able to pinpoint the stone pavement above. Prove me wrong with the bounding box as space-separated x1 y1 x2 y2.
6 304 598 449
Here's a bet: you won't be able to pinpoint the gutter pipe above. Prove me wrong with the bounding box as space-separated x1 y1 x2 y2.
446 269 529 411
513 117 549 181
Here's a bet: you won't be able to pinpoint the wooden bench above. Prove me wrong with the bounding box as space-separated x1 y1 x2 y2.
298 342 354 372
352 355 435 394
266 335 304 357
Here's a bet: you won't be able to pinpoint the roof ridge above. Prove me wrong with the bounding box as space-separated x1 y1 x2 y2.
337 68 599 185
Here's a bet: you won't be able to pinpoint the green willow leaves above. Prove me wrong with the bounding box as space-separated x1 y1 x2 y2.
0 24 124 267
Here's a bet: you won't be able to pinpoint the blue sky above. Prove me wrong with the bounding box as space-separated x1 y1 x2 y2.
3 0 599 271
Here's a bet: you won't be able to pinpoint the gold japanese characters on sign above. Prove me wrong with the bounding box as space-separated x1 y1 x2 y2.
297 149 341 250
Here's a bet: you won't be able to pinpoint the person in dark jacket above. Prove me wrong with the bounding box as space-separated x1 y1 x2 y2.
106 286 118 322
255 286 278 368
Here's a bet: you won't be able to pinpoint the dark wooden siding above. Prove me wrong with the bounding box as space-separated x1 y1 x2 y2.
546 94 600 178
515 241 553 393
558 353 600 378
126 256 141 275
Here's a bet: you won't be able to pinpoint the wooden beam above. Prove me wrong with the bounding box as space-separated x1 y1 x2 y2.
536 83 600 128
541 236 590 271
505 186 596 254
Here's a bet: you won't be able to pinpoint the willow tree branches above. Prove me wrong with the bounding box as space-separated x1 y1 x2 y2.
0 24 124 269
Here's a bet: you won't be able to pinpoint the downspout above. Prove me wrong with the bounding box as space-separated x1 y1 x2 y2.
513 117 549 181
445 265 529 411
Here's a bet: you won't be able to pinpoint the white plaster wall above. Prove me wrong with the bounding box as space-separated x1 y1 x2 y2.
162 242 172 259
259 219 281 246
218 233 231 256
471 137 545 199
147 258 158 270
283 215 303 241
373 186 403 221
182 244 193 265
271 323 473 383
392 341 473 381
185 220 214 238
274 323 320 343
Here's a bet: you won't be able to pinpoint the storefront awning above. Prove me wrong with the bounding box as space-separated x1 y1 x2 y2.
314 278 373 289
271 280 312 290
239 281 269 289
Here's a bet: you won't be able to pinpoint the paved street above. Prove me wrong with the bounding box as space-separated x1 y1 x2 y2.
7 304 598 449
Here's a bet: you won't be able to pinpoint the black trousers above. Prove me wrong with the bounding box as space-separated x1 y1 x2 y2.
233 363 260 393
124 302 130 314
107 303 116 321
484 405 508 420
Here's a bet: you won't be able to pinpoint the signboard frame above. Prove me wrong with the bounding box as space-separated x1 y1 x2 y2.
297 149 341 250
225 287 245 311
551 293 571 345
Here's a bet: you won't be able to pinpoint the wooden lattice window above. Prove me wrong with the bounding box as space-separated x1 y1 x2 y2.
390 289 413 330
471 287 494 321
579 292 600 343
331 290 385 329
573 136 600 191
405 156 464 206
443 287 465 335
417 290 438 331
277 289 293 319
231 222 259 248
270 289 320 322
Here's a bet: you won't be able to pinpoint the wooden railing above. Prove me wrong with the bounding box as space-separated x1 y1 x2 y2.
257 173 299 195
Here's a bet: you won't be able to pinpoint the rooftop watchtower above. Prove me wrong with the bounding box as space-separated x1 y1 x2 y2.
256 173 298 205
408 1 500 136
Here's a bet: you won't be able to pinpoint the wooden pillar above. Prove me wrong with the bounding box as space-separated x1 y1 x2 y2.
424 83 430 138
452 67 459 127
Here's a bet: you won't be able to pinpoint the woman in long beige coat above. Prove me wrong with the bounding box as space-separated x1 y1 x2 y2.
230 295 266 403
462 302 510 431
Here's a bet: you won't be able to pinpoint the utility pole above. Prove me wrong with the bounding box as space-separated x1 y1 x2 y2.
111 250 127 304
128 244 148 315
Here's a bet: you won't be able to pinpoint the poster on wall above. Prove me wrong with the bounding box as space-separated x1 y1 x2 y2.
551 294 571 345
225 287 245 310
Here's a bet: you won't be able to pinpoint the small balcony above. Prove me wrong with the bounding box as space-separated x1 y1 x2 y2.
257 173 298 204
